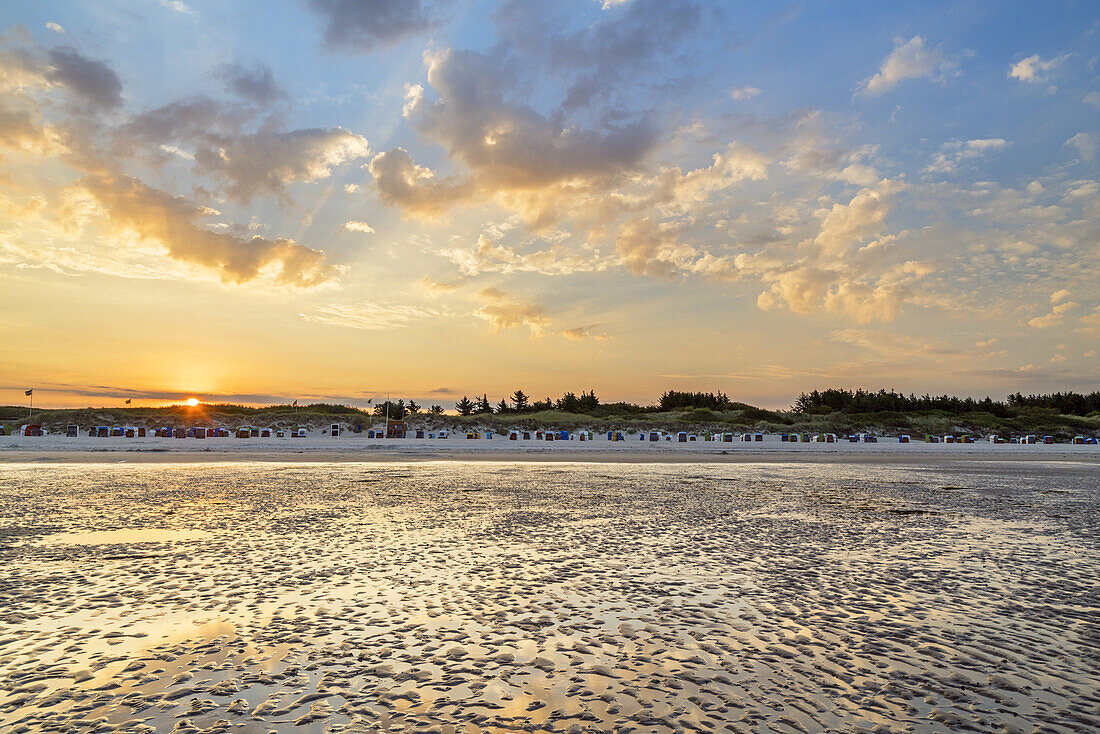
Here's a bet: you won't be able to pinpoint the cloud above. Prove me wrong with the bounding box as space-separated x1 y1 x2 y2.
217 62 284 105
115 96 254 152
1065 133 1096 162
402 82 423 118
810 183 893 259
780 110 881 185
80 173 342 287
563 324 611 340
443 234 605 277
644 142 770 214
344 220 374 233
0 41 122 111
925 138 1008 174
496 0 705 110
474 287 552 336
0 90 67 155
823 282 908 323
419 48 659 190
417 275 462 293
343 183 360 193
1028 298 1078 328
861 36 949 96
159 143 193 160
369 147 472 218
1084 91 1100 108
301 303 440 330
754 266 834 314
191 126 370 203
730 85 760 100
378 46 661 224
115 97 370 202
1008 53 1067 83
615 217 738 280
45 22 65 34
46 47 123 109
306 0 439 53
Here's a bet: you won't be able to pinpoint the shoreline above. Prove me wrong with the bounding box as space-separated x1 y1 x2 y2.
1 436 1096 464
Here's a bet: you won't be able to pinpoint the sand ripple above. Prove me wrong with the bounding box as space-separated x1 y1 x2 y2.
0 460 1097 732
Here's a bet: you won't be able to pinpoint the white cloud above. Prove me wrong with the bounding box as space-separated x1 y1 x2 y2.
811 184 893 259
925 138 1008 174
402 83 424 118
1082 91 1100 108
1009 53 1066 83
158 144 194 160
730 85 760 100
344 220 374 233
1028 298 1079 328
861 37 949 96
442 234 605 277
344 183 360 193
45 22 65 33
1065 133 1096 162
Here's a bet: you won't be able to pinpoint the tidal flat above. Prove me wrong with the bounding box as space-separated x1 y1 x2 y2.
0 460 1097 733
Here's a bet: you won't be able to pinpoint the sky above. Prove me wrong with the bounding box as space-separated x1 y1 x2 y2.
0 0 1097 410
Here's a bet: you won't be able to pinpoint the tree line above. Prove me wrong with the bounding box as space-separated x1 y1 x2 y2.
453 390 602 416
792 388 1100 416
369 388 1100 419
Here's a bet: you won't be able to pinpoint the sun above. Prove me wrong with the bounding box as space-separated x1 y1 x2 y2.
185 398 199 407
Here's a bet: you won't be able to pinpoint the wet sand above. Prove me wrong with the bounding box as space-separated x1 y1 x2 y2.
1 460 1098 733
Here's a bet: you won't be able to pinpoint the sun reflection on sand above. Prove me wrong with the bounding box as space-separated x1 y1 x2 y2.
0 460 1097 732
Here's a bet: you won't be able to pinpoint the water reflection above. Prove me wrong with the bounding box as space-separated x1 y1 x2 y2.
0 460 1096 732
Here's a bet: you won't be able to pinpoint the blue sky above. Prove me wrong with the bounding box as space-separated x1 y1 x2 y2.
0 0 1097 408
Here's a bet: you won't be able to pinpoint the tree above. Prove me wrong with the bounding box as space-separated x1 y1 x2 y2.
496 398 511 414
556 391 580 413
407 400 421 414
511 389 529 412
373 400 406 419
455 396 474 416
531 396 553 411
579 390 600 412
475 394 493 414
428 404 444 416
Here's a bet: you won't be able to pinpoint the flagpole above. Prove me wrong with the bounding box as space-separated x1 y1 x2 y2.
28 390 32 420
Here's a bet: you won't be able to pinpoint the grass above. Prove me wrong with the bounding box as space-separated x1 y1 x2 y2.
2 403 1097 439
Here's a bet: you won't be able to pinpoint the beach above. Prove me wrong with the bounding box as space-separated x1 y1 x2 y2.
1 433 1097 464
1 457 1098 732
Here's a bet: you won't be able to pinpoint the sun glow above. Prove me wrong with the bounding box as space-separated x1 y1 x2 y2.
185 398 199 407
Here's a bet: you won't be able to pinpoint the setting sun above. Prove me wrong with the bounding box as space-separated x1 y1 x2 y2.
185 398 199 407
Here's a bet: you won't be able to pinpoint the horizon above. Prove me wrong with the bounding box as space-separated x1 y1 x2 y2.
4 384 1098 414
2 1 1098 410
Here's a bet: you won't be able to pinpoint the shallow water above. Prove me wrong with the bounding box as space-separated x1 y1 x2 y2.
0 460 1097 733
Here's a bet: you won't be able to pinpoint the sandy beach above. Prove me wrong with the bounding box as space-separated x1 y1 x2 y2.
1 433 1097 464
2 458 1098 732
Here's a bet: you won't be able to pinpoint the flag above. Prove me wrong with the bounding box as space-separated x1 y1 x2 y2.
25 389 32 396
125 398 131 405
292 400 297 407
